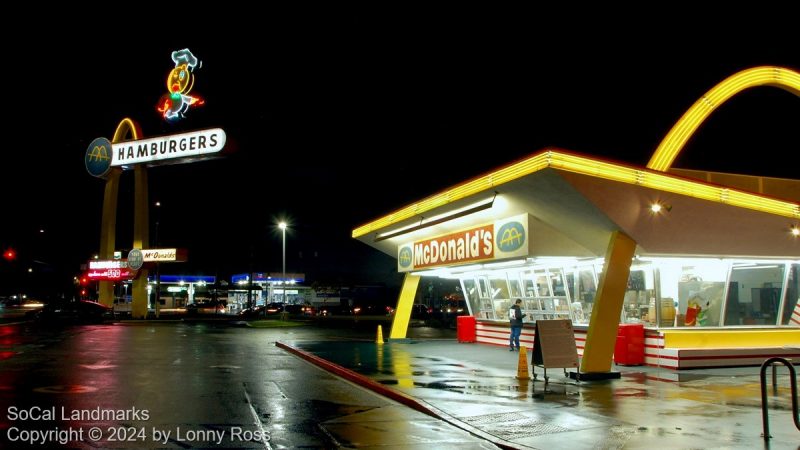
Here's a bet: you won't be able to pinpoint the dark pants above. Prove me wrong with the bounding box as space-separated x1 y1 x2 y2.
509 325 522 349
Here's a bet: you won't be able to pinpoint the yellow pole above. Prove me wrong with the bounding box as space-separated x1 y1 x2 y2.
580 231 637 373
98 119 147 315
131 165 149 319
389 273 421 340
97 169 121 307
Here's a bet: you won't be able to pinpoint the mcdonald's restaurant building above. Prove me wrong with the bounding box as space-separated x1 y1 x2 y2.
353 150 800 371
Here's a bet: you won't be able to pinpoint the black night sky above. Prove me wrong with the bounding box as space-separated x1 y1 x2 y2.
1 13 798 297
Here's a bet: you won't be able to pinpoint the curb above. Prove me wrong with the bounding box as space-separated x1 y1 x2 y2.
276 340 525 450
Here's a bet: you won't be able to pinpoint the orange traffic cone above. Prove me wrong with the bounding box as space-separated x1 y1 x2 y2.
516 345 529 379
376 325 384 345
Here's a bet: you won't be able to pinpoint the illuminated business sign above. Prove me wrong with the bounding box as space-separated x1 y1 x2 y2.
397 214 530 272
127 249 144 270
139 248 187 263
87 260 135 280
157 48 203 121
85 137 114 178
87 268 136 281
110 128 226 168
89 260 129 270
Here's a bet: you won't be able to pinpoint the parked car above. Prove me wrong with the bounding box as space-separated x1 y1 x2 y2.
186 300 227 315
438 299 469 327
28 300 114 324
284 303 316 316
352 303 394 316
238 305 266 318
265 302 285 314
316 305 351 316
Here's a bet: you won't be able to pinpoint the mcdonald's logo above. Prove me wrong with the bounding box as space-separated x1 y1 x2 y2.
496 221 526 252
85 137 114 178
398 246 413 268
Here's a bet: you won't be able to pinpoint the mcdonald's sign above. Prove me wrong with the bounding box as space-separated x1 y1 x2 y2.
397 214 530 272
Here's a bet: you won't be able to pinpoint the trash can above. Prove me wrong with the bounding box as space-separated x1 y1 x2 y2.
457 315 477 343
614 323 644 365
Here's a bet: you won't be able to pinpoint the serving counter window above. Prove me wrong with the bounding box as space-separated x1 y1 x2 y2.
621 265 659 326
508 276 522 298
565 267 598 325
457 257 799 328
476 278 493 319
525 268 571 321
460 267 577 322
489 273 512 319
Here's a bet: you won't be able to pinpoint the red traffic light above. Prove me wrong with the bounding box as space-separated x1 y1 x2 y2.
3 248 16 262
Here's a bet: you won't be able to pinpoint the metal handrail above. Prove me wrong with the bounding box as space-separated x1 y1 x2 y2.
760 357 799 440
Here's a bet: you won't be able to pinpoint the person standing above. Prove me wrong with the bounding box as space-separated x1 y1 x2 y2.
509 299 526 351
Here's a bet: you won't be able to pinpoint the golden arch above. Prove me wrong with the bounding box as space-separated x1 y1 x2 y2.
98 118 151 319
647 66 800 172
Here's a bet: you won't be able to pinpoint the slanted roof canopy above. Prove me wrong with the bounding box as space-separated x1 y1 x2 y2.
354 150 800 260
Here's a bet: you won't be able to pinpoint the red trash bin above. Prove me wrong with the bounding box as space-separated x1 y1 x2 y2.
614 323 644 365
457 316 477 343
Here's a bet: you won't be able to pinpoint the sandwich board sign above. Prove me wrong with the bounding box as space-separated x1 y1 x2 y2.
532 319 579 369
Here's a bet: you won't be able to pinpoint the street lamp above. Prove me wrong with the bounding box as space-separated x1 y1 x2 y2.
153 201 161 317
278 221 287 302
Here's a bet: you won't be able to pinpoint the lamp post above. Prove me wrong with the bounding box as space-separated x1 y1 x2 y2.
153 201 161 318
278 222 287 302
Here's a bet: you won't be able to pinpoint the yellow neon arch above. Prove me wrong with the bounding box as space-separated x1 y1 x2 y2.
647 66 800 172
112 117 142 142
98 118 147 315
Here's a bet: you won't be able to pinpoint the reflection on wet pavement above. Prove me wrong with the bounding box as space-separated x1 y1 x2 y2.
291 339 800 449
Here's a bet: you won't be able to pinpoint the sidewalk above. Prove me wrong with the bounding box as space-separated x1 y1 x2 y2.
279 339 799 449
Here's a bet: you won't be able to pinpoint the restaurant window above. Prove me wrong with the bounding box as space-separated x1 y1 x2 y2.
489 273 511 320
461 278 481 319
725 263 785 326
508 272 523 298
474 276 495 319
622 265 661 326
563 266 597 325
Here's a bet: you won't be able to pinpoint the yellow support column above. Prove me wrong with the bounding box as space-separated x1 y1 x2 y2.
98 118 142 310
131 165 149 319
388 273 421 340
579 231 636 375
98 169 121 307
